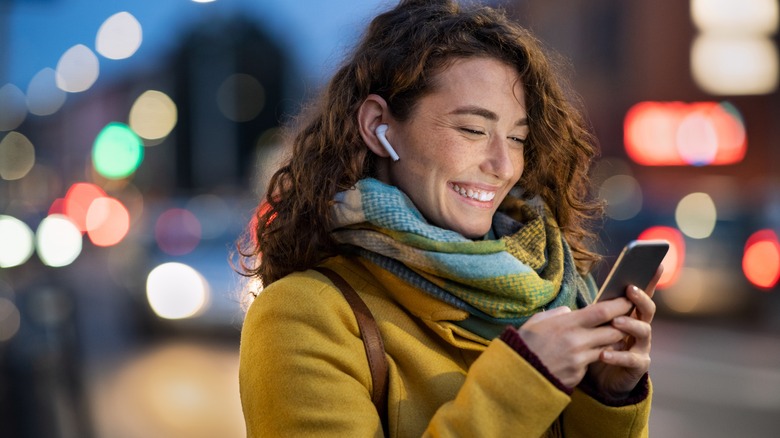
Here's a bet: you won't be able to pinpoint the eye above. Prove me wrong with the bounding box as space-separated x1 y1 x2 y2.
508 136 527 146
459 127 485 136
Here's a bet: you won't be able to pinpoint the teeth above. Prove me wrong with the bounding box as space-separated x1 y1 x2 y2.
451 184 495 202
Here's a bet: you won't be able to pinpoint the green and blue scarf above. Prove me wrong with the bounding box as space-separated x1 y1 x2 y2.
331 178 593 337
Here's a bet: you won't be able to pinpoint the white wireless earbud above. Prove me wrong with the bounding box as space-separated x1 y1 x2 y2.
375 124 400 161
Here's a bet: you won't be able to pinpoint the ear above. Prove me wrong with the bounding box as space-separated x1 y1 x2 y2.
358 94 395 159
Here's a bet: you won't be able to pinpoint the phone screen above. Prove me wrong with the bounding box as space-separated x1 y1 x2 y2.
594 240 670 302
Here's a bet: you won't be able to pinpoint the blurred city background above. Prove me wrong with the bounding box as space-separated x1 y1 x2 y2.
1 0 779 437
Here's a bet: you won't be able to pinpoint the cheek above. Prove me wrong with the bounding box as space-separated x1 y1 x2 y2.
512 152 525 181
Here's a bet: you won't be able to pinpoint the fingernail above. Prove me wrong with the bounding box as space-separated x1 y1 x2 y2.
614 316 627 324
632 285 641 295
603 351 613 360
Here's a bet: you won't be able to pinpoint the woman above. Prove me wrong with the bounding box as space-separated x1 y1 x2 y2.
238 1 659 436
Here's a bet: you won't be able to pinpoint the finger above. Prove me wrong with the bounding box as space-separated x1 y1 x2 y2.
585 325 627 350
601 349 651 373
581 298 633 327
644 265 664 299
627 285 656 323
612 316 652 350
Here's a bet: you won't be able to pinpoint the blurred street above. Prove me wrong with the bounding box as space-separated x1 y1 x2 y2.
650 319 780 437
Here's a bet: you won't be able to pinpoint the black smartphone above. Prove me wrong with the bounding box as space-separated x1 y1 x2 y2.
594 240 670 302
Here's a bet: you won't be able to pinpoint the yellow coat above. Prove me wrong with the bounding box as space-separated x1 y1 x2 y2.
239 255 652 437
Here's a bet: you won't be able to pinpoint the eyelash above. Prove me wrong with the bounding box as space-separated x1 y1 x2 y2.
460 128 526 145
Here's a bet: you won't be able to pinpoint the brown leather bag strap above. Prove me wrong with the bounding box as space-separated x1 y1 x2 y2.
314 267 389 433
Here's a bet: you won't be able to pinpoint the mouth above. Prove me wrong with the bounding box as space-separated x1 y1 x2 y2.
449 183 496 202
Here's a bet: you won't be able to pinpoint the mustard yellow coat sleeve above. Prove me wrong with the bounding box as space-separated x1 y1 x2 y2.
239 268 652 437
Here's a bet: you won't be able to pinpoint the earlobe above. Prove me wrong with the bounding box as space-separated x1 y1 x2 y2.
358 94 399 161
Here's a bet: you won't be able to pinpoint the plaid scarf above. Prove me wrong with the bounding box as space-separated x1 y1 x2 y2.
331 178 592 336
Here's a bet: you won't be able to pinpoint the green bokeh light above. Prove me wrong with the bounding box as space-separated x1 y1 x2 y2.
92 122 143 179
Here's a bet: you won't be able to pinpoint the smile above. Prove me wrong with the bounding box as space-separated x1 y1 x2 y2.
450 183 496 202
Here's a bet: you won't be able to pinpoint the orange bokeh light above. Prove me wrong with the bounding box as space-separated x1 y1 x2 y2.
64 182 108 233
624 101 746 166
743 230 780 290
86 197 130 247
638 226 686 289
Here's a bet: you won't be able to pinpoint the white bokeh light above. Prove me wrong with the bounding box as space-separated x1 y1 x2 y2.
56 44 100 93
691 35 778 95
0 131 35 181
0 215 35 268
27 68 67 116
146 263 209 320
675 192 718 239
129 90 178 140
96 12 143 60
691 0 778 34
599 174 643 220
36 214 83 267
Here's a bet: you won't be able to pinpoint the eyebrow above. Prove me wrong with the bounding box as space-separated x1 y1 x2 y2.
449 105 529 126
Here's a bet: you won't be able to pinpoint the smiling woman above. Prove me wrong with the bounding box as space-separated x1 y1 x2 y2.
237 1 659 436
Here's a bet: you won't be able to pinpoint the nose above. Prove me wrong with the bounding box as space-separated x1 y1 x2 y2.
480 135 518 181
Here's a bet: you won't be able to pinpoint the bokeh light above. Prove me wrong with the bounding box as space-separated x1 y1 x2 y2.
691 35 779 95
691 0 779 34
216 73 265 122
743 229 780 290
26 68 67 116
155 208 202 255
675 192 718 239
36 215 83 267
662 267 707 313
86 197 131 247
638 226 686 289
0 131 35 180
129 90 178 140
146 263 209 319
92 122 144 179
624 101 746 166
64 182 108 232
0 84 27 131
0 298 21 342
0 215 35 268
56 44 100 93
96 12 143 60
599 174 643 220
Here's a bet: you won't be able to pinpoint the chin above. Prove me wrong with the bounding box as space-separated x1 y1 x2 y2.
457 224 491 240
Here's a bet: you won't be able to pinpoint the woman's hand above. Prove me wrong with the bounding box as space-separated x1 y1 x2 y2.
585 266 663 399
517 297 636 389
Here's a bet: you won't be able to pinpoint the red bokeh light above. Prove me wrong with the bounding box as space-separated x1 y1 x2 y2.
743 230 780 291
64 183 108 233
86 197 130 247
624 101 746 166
637 226 686 289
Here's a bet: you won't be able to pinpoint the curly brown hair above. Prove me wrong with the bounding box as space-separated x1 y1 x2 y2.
238 0 603 288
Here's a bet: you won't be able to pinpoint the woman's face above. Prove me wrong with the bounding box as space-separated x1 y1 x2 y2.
382 57 528 238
